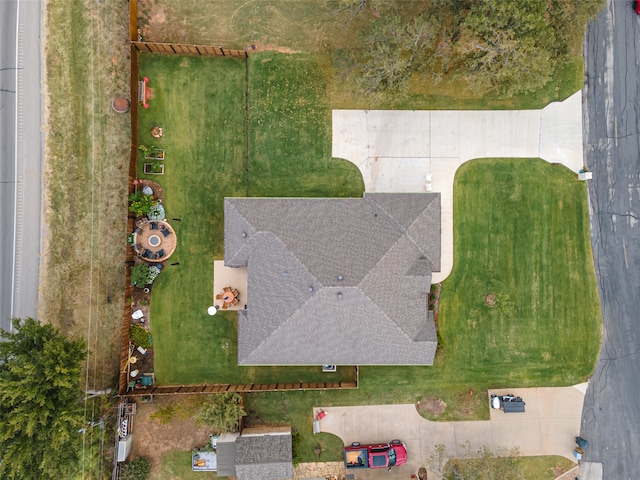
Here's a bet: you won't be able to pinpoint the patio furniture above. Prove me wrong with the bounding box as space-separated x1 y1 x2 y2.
135 227 142 234
157 249 165 258
161 228 171 237
223 286 232 292
215 294 224 300
231 298 239 306
135 243 142 250
221 303 228 310
150 221 158 230
232 289 239 297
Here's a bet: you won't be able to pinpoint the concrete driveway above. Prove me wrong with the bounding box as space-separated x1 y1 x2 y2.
332 91 584 283
315 383 587 477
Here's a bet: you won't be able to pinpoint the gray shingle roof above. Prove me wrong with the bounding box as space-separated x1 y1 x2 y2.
225 193 441 365
235 433 293 480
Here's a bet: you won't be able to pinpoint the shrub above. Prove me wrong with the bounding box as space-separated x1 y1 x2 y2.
120 456 151 480
130 324 152 349
195 393 245 433
147 202 165 221
128 192 154 217
131 264 160 287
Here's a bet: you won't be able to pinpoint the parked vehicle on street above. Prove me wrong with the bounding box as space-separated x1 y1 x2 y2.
343 440 407 470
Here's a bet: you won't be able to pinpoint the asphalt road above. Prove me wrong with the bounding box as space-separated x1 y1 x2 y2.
582 1 640 478
0 0 43 332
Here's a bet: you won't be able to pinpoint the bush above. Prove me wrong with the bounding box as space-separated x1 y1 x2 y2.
195 393 245 433
147 202 165 221
120 456 151 480
130 324 152 349
131 264 160 287
129 192 154 217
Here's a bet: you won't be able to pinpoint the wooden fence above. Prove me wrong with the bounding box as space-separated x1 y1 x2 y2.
126 379 358 397
118 0 351 397
132 41 247 58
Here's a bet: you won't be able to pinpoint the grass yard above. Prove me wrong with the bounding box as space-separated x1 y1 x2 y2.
243 159 602 462
439 159 601 385
138 52 360 385
137 53 601 465
138 0 586 110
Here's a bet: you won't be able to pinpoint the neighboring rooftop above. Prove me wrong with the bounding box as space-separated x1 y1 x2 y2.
224 192 441 366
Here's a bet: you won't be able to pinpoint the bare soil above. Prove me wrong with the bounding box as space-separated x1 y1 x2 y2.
129 396 212 470
416 397 446 417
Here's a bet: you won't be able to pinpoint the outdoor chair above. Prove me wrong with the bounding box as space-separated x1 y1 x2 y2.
150 222 158 230
232 298 239 306
157 249 165 258
223 286 232 292
135 243 142 250
215 294 224 300
134 227 142 235
161 228 171 237
142 250 150 258
232 289 239 297
221 303 228 310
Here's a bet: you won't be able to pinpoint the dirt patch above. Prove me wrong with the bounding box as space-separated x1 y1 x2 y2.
485 293 496 306
246 42 300 54
416 397 446 417
129 396 212 471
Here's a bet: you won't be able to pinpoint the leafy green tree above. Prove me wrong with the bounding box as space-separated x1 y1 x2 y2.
0 318 86 480
120 456 151 480
195 393 246 433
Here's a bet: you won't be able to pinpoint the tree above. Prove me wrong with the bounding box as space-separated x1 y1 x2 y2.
424 442 524 480
195 393 246 433
0 318 86 480
120 456 151 480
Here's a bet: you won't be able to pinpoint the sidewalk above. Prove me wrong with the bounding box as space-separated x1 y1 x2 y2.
315 383 587 477
332 91 584 283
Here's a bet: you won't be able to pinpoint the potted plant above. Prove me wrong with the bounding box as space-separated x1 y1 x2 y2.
143 162 164 174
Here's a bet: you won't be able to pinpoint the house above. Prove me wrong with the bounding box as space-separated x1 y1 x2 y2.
224 193 441 366
216 426 293 480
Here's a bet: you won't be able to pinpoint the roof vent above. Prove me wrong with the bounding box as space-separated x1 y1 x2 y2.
283 271 288 277
241 232 247 238
337 292 343 299
308 286 314 292
337 275 344 281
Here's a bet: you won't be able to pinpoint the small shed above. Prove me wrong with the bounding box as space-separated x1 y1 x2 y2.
117 434 133 462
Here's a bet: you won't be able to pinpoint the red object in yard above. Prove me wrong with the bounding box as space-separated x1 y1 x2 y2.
316 410 327 420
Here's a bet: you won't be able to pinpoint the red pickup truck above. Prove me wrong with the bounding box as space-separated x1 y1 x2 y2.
343 440 407 470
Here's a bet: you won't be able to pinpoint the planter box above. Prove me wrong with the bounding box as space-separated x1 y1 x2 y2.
144 150 164 160
143 163 164 175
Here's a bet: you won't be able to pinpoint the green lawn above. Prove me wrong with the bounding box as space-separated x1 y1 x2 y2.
138 52 601 464
439 159 601 385
138 52 360 385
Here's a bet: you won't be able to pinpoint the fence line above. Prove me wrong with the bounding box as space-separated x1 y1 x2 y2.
125 379 359 397
132 41 247 58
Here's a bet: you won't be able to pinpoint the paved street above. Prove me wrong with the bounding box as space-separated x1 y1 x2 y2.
0 0 43 331
581 1 640 478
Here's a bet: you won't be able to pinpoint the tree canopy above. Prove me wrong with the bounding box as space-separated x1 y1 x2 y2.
332 0 604 98
0 318 86 480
